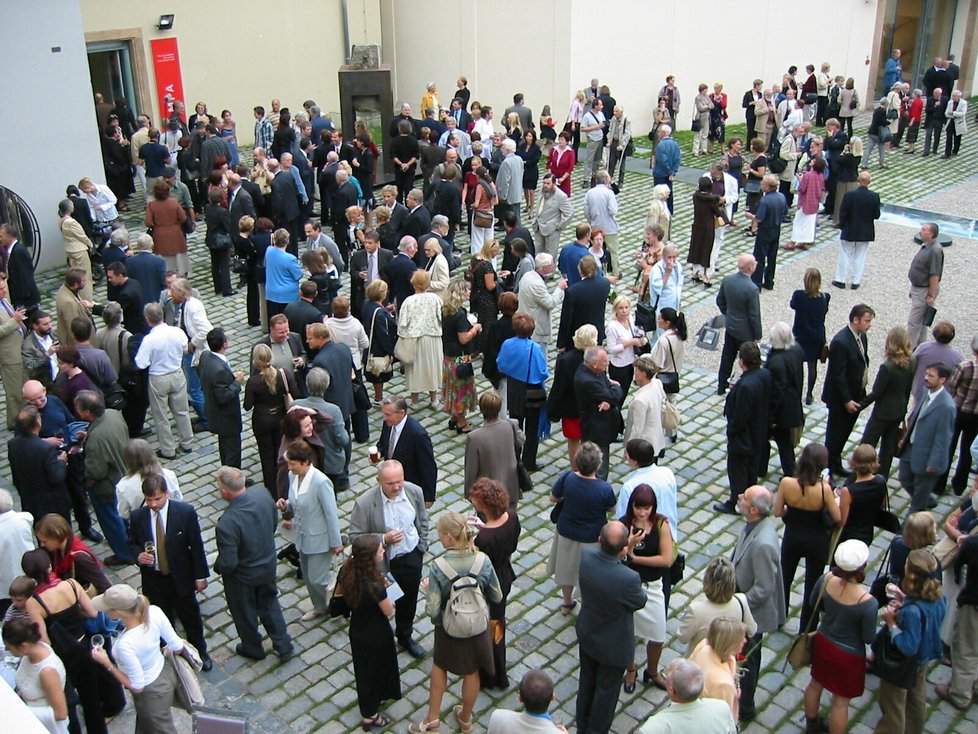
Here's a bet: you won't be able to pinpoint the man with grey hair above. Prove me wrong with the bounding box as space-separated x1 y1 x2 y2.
134 302 194 459
387 235 419 311
0 486 34 614
293 367 351 491
606 105 633 189
424 214 455 266
638 659 736 733
583 170 621 273
906 222 944 347
124 233 166 309
575 346 623 480
580 98 606 189
533 174 573 257
101 227 131 280
731 484 785 723
495 138 525 225
518 253 567 356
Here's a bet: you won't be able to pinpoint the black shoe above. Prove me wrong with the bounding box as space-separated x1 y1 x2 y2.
245 478 256 487
155 449 176 460
716 387 727 396
850 283 860 290
831 280 846 289
223 290 239 297
713 501 738 516
191 421 209 434
805 394 814 406
103 555 133 567
399 638 427 658
276 647 296 662
235 643 267 660
333 480 351 492
82 527 104 543
200 657 213 672
927 496 938 509
762 284 774 291
178 445 193 454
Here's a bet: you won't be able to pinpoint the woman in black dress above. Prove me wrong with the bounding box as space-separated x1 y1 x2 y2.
742 138 767 231
517 130 542 214
442 280 482 433
271 110 296 161
234 215 261 326
204 187 234 297
361 279 397 404
336 535 401 731
100 125 133 210
470 478 521 690
468 240 501 353
244 344 300 492
838 444 888 546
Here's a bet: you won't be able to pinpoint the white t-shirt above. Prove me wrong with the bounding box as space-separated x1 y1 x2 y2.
114 605 184 691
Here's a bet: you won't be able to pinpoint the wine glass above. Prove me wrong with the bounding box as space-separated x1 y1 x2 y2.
90 634 104 651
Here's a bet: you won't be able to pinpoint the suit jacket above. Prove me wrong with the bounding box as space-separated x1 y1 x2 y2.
860 358 914 422
904 387 955 474
378 416 437 502
283 300 325 352
5 241 40 309
946 98 968 134
330 182 359 228
501 227 535 274
495 155 524 204
464 419 522 504
214 487 279 584
821 326 869 407
310 341 355 420
733 515 786 633
724 367 772 455
576 546 646 667
403 205 432 242
387 202 410 246
124 252 167 309
533 189 573 237
283 467 341 554
7 434 70 521
518 270 563 345
716 272 761 342
22 331 55 387
197 350 242 435
227 186 257 229
348 482 429 569
349 248 393 317
765 346 804 429
128 499 208 596
839 185 881 243
624 379 667 457
199 136 231 178
922 66 951 97
574 364 623 447
270 170 301 224
387 253 419 310
115 278 147 335
556 276 610 350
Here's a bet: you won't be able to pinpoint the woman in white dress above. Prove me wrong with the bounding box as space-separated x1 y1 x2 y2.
115 439 182 520
2 619 70 734
396 270 444 407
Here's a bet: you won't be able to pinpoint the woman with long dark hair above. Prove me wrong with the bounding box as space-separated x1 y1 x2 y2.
271 110 296 160
34 513 111 594
204 187 235 297
517 130 541 213
2 618 71 733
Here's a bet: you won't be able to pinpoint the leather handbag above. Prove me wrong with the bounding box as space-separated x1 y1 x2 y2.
870 618 919 689
657 337 680 394
635 301 656 332
691 118 701 132
473 209 493 228
454 357 474 379
875 490 902 534
364 308 393 377
669 553 686 585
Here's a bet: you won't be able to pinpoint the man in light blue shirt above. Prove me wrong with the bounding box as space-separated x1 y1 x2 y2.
638 659 736 734
616 438 679 542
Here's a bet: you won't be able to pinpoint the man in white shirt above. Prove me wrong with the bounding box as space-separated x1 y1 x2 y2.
168 278 212 431
135 303 194 459
583 171 620 273
580 98 606 188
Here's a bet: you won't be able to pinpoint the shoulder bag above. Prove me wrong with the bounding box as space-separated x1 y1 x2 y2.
77 361 126 411
394 335 418 365
209 231 232 252
164 640 204 712
365 307 393 377
662 398 683 432
473 180 496 228
874 484 902 534
657 337 680 394
511 421 533 497
278 369 294 409
635 301 656 332
870 603 920 689
933 521 978 568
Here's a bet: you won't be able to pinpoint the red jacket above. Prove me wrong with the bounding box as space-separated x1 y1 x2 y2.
547 146 576 196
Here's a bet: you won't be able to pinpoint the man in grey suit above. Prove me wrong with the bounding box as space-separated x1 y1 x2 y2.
348 460 429 659
198 328 243 469
898 362 956 515
487 669 566 734
518 253 567 358
495 138 525 225
504 93 534 132
716 254 762 394
214 466 294 660
532 175 573 257
732 485 786 723
293 367 351 491
575 521 646 734
227 172 256 230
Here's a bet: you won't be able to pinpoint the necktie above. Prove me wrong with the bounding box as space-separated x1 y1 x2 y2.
909 392 931 444
389 426 399 456
155 511 170 575
368 252 377 282
856 334 868 389
228 190 235 209
1 300 23 336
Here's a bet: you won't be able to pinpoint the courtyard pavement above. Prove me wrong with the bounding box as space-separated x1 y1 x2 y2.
3 106 977 733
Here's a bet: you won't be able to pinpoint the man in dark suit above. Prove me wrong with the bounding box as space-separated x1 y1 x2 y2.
714 343 772 514
124 234 166 309
0 224 41 310
349 231 392 319
899 362 956 515
822 303 875 476
922 57 951 98
104 261 147 335
198 328 243 469
574 347 623 480
388 103 421 140
198 125 231 186
716 254 762 394
227 172 256 230
500 209 535 274
348 459 430 658
556 256 610 351
269 160 302 255
834 171 881 289
387 237 420 312
329 129 356 164
380 185 410 250
7 406 72 524
128 476 212 669
234 164 265 220
214 466 293 660
823 119 849 217
403 188 432 245
307 322 354 424
575 521 646 734
742 80 763 144
317 153 340 222
923 87 948 157
377 397 437 506
284 282 327 352
330 169 360 256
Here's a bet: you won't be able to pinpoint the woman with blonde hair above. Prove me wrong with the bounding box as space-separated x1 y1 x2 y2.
689 616 747 722
244 343 300 491
606 295 646 405
421 83 440 119
547 324 598 466
645 184 672 241
422 237 450 297
397 269 443 407
679 557 757 655
410 512 502 733
884 511 937 586
469 239 501 351
115 438 183 520
567 90 586 154
362 279 397 403
790 267 831 405
442 280 482 432
858 326 915 481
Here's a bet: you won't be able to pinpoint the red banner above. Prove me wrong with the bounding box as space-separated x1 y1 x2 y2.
150 38 186 126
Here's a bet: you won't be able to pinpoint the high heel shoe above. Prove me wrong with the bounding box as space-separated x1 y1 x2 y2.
643 669 667 690
623 668 637 693
448 418 457 430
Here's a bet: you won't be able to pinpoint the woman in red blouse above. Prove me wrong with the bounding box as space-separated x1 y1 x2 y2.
547 131 576 197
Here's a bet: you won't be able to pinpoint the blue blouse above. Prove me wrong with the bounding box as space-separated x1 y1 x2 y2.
891 596 947 663
496 337 549 385
790 289 830 346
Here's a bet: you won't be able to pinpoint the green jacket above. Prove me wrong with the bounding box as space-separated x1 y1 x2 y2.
83 410 128 500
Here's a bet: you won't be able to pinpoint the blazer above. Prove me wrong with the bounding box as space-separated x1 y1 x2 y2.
839 185 881 243
83 409 129 500
128 499 208 596
403 205 432 242
724 367 772 456
270 170 301 223
227 186 257 229
517 270 563 345
624 379 667 457
904 388 956 474
556 276 610 350
54 284 95 345
5 241 40 309
574 364 623 448
386 202 410 245
124 252 167 309
576 546 646 667
464 419 523 506
716 272 761 343
310 341 355 420
495 154 525 204
859 358 914 422
214 487 279 585
331 183 360 229
197 350 242 435
284 300 326 351
386 253 419 310
945 98 968 134
22 331 55 387
378 416 437 503
348 481 430 568
349 247 393 316
733 515 787 633
283 467 342 554
6 434 70 522
765 346 805 429
292 396 350 475
533 188 573 237
114 278 148 335
821 326 869 407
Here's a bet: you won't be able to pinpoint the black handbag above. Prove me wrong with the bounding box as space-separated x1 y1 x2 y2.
635 301 656 332
455 358 474 379
871 621 919 689
353 379 371 411
657 337 680 394
511 422 533 496
230 256 249 274
209 232 232 252
691 118 701 133
669 553 686 585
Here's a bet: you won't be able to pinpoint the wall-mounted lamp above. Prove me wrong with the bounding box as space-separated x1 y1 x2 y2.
157 14 175 31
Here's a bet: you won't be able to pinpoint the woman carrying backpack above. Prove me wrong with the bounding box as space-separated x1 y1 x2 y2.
410 513 502 734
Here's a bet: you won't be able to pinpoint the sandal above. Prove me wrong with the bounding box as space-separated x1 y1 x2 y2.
361 714 391 731
407 719 440 733
643 669 668 690
452 705 473 734
560 600 578 616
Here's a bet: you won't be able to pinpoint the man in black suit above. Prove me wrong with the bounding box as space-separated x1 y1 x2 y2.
329 129 356 164
307 322 354 425
227 172 256 230
575 521 646 734
922 57 951 98
380 185 409 250
349 231 392 319
822 303 874 476
0 224 40 311
104 261 146 335
923 87 948 157
716 254 762 394
500 210 535 274
8 406 72 524
198 328 243 469
834 171 881 289
214 466 294 660
446 97 471 132
388 103 421 139
198 124 231 185
330 169 360 257
946 54 960 86
556 256 609 351
234 165 265 220
269 160 302 255
823 119 848 215
714 343 772 514
317 152 340 222
129 476 212 669
124 234 166 309
387 236 420 312
377 397 437 506
574 347 623 480
403 188 432 246
284 282 326 352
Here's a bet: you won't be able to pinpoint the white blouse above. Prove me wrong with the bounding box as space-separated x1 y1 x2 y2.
114 605 184 691
606 318 639 368
115 468 183 520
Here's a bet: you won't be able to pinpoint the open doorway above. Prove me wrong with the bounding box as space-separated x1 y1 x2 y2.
88 41 138 113
879 0 958 93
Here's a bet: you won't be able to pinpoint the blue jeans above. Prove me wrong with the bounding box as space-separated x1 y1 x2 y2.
182 352 206 424
88 490 132 561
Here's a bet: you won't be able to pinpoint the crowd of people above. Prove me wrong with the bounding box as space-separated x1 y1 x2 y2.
0 57 976 734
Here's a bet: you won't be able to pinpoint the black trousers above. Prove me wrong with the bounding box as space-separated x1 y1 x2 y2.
739 632 764 720
727 451 758 505
950 411 978 493
516 404 542 468
778 178 794 210
825 403 859 474
607 144 629 185
389 547 423 642
287 216 303 256
223 575 291 656
576 647 625 734
816 96 828 126
781 526 829 632
769 426 798 477
945 122 962 156
824 173 839 215
653 175 674 214
393 168 414 204
66 453 94 533
217 431 242 469
718 334 745 392
861 414 902 480
751 228 779 289
143 570 208 657
209 248 232 295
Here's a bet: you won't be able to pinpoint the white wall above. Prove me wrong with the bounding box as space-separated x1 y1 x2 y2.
0 0 105 273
